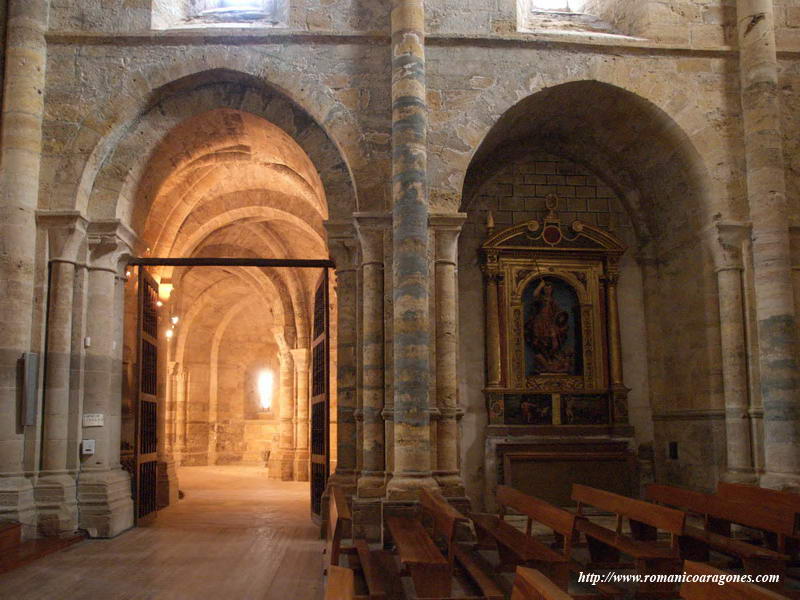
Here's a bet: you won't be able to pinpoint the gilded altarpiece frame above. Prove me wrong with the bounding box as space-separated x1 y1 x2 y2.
481 197 630 431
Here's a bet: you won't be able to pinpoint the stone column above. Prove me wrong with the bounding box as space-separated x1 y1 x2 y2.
355 214 390 498
430 214 466 497
77 223 135 537
173 364 188 463
736 0 800 490
156 306 178 508
0 0 49 532
712 223 757 483
325 232 359 493
270 327 295 481
484 264 502 389
291 348 310 482
388 0 437 500
36 213 87 535
605 261 630 425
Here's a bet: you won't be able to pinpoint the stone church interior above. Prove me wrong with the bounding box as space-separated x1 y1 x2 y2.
2 0 800 599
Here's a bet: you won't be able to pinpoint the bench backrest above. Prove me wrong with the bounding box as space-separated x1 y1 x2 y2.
705 494 796 538
511 566 574 600
420 488 468 567
497 485 578 554
646 484 711 516
717 482 800 535
680 561 787 600
325 565 355 600
326 485 351 572
572 484 685 536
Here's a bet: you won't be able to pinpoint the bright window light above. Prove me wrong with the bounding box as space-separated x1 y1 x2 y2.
533 0 584 11
219 0 262 9
257 370 274 411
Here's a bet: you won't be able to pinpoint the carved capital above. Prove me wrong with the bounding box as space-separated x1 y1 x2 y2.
86 220 139 273
710 222 750 272
37 210 88 263
354 212 391 265
430 212 467 264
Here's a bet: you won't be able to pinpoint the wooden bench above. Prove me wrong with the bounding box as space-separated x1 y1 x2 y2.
717 482 800 554
645 483 790 592
326 486 389 600
387 513 451 598
420 488 504 600
679 560 789 600
470 485 576 591
572 484 684 598
511 567 575 600
326 485 354 574
326 565 356 600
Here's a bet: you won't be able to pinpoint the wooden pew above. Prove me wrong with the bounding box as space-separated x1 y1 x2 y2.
679 561 788 600
326 485 389 600
645 483 790 592
470 485 576 591
511 567 575 600
386 512 451 598
717 482 800 553
571 484 684 598
420 488 504 600
326 565 356 600
326 485 355 574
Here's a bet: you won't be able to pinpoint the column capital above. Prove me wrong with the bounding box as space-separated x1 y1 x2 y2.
289 347 309 371
36 210 88 263
709 221 751 272
431 212 467 264
355 212 391 264
87 220 139 273
325 220 359 273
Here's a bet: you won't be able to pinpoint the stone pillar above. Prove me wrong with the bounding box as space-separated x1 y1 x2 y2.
291 348 310 482
36 213 87 535
388 0 437 500
77 223 135 537
270 327 295 481
712 223 757 483
430 214 466 497
325 232 359 493
157 306 178 508
355 214 390 498
605 261 630 425
0 0 49 533
736 0 800 490
173 364 188 463
484 265 502 389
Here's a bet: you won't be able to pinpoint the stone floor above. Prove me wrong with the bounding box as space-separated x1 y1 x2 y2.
0 466 323 600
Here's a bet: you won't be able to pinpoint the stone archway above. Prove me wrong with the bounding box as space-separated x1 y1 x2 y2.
458 80 732 508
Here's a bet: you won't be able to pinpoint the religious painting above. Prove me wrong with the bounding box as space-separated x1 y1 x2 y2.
522 276 583 377
504 394 552 425
561 394 609 425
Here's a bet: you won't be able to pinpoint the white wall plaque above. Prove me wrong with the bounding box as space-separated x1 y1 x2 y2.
83 413 104 427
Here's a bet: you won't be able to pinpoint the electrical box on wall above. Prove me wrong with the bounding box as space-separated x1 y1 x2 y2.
81 439 96 455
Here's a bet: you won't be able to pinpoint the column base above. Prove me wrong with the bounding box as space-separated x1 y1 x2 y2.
268 451 294 481
293 452 310 482
386 474 439 501
157 459 180 509
434 472 465 498
77 468 134 538
357 473 387 498
34 473 78 536
0 476 36 539
721 468 759 485
760 472 800 493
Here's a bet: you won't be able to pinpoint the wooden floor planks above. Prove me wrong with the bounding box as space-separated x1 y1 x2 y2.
0 466 323 600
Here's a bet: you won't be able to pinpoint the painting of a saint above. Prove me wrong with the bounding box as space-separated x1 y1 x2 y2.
523 277 582 376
